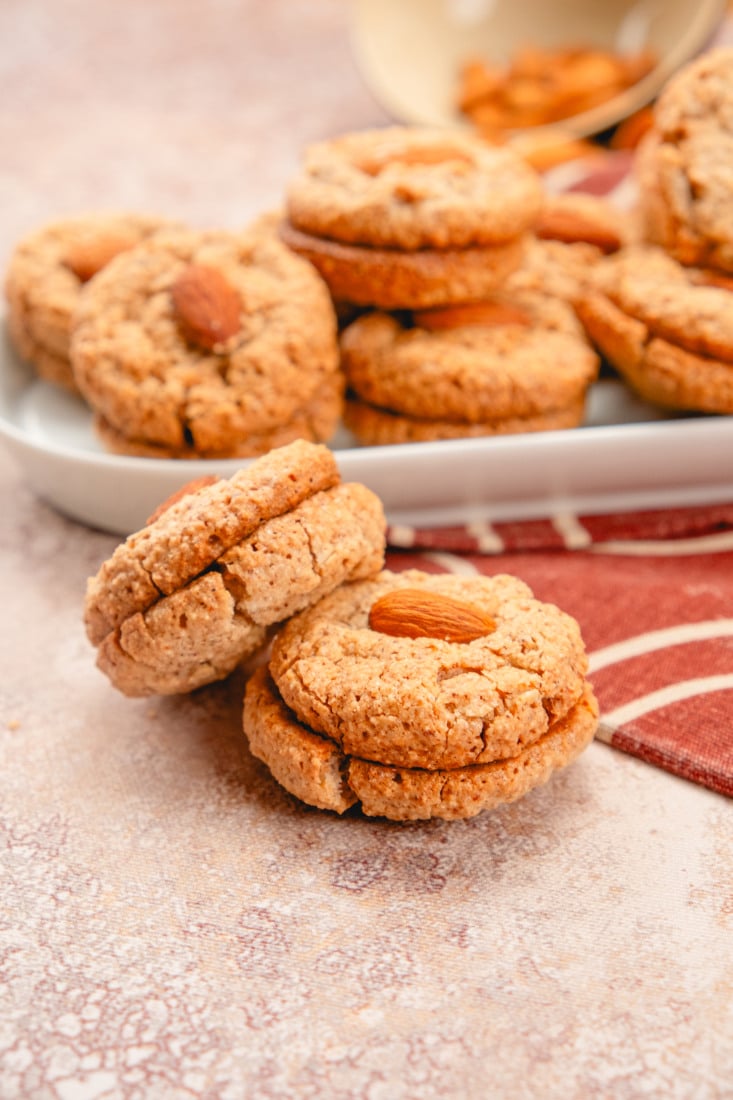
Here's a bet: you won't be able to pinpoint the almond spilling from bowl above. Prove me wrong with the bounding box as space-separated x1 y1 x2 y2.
368 588 496 643
171 263 242 350
456 43 657 138
64 230 140 282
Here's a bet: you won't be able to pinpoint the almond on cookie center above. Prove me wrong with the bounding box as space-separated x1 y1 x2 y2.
171 263 242 351
368 588 496 643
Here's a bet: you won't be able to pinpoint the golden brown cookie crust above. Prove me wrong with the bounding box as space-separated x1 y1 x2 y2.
4 212 174 391
84 440 342 646
286 127 542 250
268 570 589 770
70 226 339 454
580 291 733 412
344 394 586 445
635 49 733 271
279 220 526 310
591 245 733 364
578 245 733 413
340 303 598 422
244 668 598 821
94 372 344 459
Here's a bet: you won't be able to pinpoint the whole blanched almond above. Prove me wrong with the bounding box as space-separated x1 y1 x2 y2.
171 263 242 350
368 588 495 643
65 231 139 282
414 301 531 331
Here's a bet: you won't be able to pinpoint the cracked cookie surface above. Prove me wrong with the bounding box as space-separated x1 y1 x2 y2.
85 442 386 696
266 570 590 771
244 670 598 821
70 225 339 455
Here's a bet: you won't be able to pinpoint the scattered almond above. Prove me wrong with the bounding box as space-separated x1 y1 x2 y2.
368 588 496 643
64 230 139 282
171 263 242 350
414 301 531 331
145 475 218 525
536 199 623 253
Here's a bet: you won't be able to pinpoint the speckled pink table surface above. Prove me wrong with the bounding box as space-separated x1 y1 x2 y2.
1 3 732 1098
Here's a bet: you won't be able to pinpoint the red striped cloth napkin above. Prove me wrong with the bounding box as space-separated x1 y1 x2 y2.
385 502 733 798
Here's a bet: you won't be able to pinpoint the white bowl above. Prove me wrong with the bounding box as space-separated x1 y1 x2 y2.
351 0 727 137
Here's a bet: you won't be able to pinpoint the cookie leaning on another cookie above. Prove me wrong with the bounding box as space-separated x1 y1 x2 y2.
4 212 176 392
244 570 598 820
84 440 386 696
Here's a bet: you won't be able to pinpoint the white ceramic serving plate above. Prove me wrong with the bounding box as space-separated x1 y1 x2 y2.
351 0 727 138
2 332 732 536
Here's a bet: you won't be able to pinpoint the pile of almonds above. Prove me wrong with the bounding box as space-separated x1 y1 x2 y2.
457 43 656 138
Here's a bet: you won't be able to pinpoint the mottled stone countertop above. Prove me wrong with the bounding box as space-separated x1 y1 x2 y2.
1 3 731 1098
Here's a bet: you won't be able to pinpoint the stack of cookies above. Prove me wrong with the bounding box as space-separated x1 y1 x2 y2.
576 47 733 416
280 126 601 444
244 569 599 821
6 215 343 458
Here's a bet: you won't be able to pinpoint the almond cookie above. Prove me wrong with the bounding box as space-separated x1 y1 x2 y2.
70 225 340 457
279 220 527 310
635 48 733 272
94 371 344 459
504 238 605 307
340 294 598 437
244 570 598 820
285 127 543 251
4 212 174 392
577 244 733 413
84 440 386 696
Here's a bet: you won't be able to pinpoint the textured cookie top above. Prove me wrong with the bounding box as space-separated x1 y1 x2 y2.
4 212 174 367
340 296 598 421
92 479 386 697
286 126 543 250
591 244 733 364
268 569 589 771
84 439 340 645
637 48 733 269
70 225 339 453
